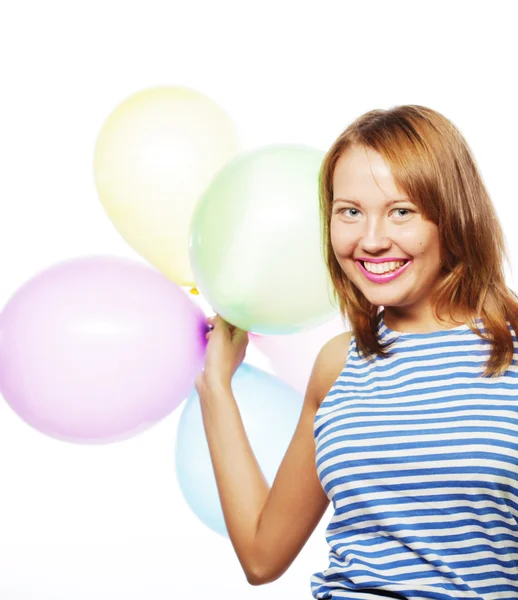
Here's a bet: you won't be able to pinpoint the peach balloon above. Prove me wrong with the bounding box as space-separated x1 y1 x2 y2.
250 314 349 394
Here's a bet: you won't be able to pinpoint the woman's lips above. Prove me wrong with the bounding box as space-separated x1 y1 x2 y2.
355 259 412 283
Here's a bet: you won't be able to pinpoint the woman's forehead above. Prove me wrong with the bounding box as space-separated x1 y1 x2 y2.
333 148 403 202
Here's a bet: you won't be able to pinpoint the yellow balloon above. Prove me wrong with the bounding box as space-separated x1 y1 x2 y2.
93 86 240 286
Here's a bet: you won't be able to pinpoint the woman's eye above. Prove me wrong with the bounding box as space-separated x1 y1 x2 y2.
335 207 359 217
344 208 359 217
393 208 413 218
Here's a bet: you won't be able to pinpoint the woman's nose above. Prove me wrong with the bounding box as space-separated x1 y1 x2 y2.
359 221 392 253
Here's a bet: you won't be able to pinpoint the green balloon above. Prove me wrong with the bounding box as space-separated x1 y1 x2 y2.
189 145 339 334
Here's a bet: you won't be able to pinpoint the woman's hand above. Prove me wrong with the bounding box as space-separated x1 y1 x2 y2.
195 314 249 396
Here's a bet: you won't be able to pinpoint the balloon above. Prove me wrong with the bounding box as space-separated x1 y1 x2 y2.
189 144 339 334
250 313 348 394
93 86 240 287
0 256 207 444
175 363 303 536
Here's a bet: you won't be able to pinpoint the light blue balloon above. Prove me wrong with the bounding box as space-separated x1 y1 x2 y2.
174 363 303 536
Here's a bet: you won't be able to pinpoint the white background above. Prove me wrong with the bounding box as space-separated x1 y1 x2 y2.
1 1 517 598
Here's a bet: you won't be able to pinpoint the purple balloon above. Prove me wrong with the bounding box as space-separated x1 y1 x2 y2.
0 256 207 444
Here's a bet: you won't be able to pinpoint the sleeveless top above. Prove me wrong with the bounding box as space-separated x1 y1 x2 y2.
311 310 518 600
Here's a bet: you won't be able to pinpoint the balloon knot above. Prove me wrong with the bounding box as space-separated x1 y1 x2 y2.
189 287 199 295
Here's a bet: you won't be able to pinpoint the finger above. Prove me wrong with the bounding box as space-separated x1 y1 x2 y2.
209 316 231 338
215 315 233 332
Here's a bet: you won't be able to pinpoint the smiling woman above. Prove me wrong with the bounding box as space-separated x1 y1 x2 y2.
320 105 518 365
328 143 447 330
196 105 518 600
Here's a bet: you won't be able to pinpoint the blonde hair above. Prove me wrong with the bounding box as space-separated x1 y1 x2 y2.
319 105 518 377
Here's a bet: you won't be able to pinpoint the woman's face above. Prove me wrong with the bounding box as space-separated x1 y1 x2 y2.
330 144 445 314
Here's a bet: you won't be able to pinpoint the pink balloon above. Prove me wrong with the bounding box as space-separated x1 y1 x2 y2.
250 314 348 394
0 256 207 444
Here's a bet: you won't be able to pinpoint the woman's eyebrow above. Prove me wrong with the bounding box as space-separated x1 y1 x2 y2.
332 198 411 206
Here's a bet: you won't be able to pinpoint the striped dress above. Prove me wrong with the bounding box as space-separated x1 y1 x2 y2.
311 309 518 599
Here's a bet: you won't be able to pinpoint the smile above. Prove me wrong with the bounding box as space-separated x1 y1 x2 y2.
355 259 412 283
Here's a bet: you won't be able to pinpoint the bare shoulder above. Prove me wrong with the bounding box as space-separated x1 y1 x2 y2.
309 330 353 409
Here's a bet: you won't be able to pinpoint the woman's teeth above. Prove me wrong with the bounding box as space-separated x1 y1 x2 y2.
363 260 407 274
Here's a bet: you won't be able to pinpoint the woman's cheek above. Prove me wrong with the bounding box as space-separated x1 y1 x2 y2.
330 223 356 255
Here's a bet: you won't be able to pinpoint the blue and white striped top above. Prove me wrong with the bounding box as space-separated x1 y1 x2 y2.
311 309 518 599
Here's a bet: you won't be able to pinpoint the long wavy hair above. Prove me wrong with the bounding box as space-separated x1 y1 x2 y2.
319 105 518 378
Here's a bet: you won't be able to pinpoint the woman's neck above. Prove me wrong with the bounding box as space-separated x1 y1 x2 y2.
381 305 470 334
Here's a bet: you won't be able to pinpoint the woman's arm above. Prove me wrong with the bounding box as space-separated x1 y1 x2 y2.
198 330 351 585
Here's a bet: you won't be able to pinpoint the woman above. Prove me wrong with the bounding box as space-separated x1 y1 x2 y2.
195 105 518 599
